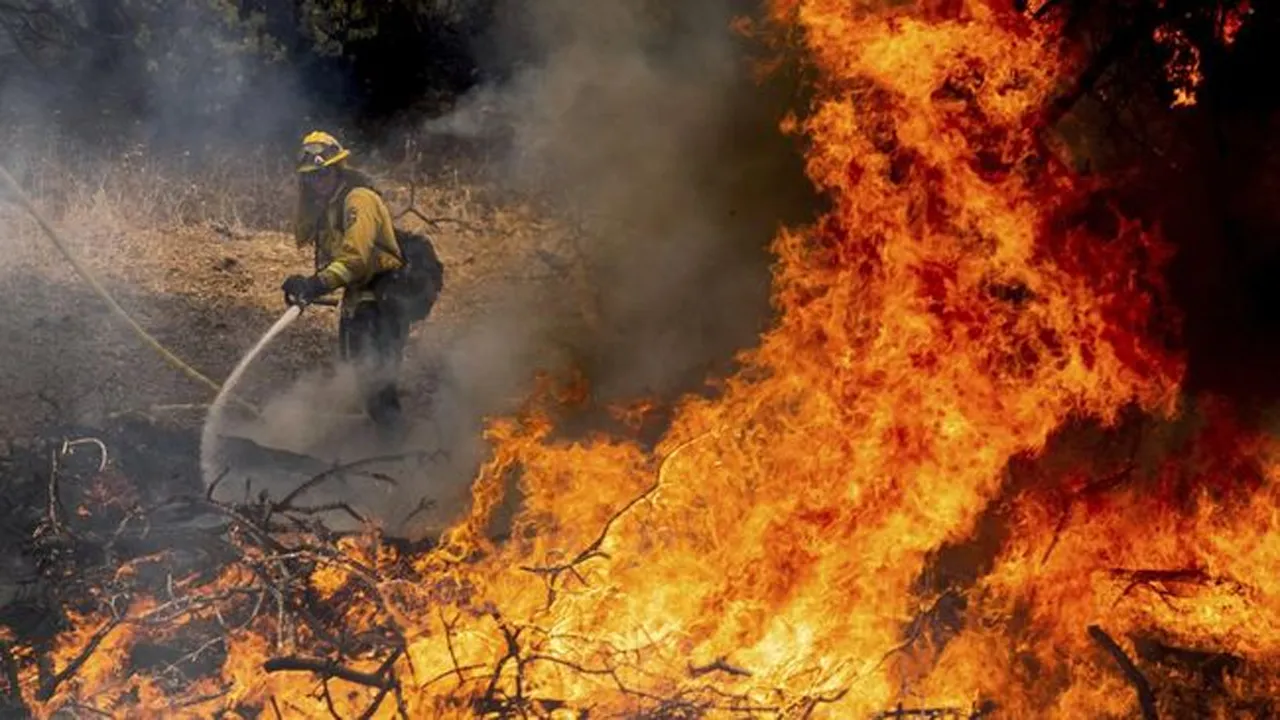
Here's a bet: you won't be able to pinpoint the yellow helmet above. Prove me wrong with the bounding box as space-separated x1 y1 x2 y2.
296 130 351 173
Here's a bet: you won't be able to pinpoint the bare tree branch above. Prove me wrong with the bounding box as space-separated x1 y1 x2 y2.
1088 625 1159 720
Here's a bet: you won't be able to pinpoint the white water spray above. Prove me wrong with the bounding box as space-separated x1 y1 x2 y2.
199 305 303 487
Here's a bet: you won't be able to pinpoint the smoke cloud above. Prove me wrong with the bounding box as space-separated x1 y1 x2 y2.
448 0 817 404
314 0 820 534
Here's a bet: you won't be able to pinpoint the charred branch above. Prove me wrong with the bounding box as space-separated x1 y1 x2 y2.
1031 0 1067 20
1108 567 1248 608
688 656 751 678
36 614 123 701
171 687 233 710
263 655 397 690
797 689 853 719
1133 637 1243 689
399 496 437 527
43 446 68 538
479 615 526 707
9 408 1276 719
1088 625 1159 720
439 610 468 687
273 450 443 513
355 647 407 720
320 678 341 720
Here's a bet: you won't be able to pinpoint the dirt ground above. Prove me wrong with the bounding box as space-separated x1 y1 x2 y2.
4 179 575 414
0 175 593 535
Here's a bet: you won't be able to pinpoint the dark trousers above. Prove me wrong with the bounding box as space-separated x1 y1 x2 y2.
338 299 408 428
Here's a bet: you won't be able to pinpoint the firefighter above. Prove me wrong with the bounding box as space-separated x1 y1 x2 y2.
282 130 409 435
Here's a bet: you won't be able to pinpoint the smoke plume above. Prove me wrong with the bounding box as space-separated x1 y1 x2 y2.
350 0 822 533
454 0 817 403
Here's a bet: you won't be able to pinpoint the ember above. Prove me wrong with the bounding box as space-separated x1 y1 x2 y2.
3 1 1278 719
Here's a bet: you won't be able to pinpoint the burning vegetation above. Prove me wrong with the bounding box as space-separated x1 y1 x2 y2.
2 0 1278 718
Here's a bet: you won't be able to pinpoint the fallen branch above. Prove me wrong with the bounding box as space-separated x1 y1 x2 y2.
320 677 340 719
689 657 751 678
61 701 112 717
1132 636 1242 688
1088 625 1158 720
171 687 232 709
37 615 124 701
439 610 467 686
45 446 67 537
284 502 368 526
205 467 230 501
275 451 441 512
263 655 395 690
395 206 484 233
798 688 852 719
480 616 525 706
1031 0 1065 20
355 647 405 720
400 496 437 527
1108 567 1246 611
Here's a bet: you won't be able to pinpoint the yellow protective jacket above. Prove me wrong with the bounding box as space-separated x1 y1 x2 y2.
296 177 403 309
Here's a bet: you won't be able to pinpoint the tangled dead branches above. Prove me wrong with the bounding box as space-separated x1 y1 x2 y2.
3 431 892 719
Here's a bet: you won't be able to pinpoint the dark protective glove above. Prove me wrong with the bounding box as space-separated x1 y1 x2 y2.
281 274 327 306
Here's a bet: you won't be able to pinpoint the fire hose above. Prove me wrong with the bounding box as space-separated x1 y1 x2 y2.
2 163 368 493
0 163 260 415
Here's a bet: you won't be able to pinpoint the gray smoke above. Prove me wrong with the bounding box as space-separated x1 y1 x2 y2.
0 0 319 437
304 0 821 536
423 0 816 408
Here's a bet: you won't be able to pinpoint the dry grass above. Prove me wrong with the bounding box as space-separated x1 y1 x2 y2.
0 136 593 436
5 134 293 231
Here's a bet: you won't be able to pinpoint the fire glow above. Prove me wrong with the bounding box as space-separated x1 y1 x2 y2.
11 1 1280 718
